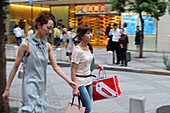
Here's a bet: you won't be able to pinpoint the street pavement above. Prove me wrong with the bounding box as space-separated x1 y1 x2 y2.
5 44 170 75
4 44 170 113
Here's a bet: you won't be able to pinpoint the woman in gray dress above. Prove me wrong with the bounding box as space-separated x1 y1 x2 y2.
2 11 78 113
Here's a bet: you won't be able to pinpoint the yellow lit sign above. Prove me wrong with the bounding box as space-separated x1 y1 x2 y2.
10 4 50 11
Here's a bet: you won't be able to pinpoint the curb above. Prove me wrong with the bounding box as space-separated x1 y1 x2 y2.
6 57 170 76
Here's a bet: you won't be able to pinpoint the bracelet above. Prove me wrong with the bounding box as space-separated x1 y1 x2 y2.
73 88 78 92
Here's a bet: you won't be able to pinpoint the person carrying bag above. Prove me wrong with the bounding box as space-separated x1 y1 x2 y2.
71 25 103 113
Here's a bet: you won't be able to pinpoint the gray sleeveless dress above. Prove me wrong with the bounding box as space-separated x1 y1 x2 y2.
19 37 48 113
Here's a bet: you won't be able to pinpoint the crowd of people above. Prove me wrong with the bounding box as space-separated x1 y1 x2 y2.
13 24 34 46
106 22 141 67
12 20 141 66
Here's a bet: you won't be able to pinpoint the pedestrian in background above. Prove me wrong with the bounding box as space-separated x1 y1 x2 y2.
66 27 76 63
118 28 129 67
123 23 128 35
53 25 61 48
135 25 141 52
108 23 121 64
60 25 67 46
13 24 22 46
4 29 8 43
21 26 26 42
27 26 34 39
2 11 78 113
105 24 112 37
105 24 112 51
71 25 103 113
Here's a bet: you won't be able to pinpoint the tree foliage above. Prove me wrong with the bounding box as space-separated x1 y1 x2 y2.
109 0 168 57
110 0 167 20
3 0 9 19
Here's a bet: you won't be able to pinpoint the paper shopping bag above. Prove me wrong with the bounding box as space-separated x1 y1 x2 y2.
64 97 85 113
92 70 121 101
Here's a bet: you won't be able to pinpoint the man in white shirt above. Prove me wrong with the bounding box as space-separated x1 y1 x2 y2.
13 25 22 46
108 23 121 64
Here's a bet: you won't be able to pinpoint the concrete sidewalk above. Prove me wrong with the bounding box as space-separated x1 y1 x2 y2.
5 44 170 75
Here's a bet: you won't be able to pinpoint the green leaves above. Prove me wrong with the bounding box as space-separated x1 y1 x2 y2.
163 54 170 69
109 0 168 20
3 0 9 19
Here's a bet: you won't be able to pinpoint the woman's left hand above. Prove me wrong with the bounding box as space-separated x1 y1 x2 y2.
96 63 104 71
68 81 78 89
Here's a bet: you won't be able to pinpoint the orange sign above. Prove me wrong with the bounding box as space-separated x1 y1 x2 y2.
88 5 93 13
100 4 106 12
94 5 99 12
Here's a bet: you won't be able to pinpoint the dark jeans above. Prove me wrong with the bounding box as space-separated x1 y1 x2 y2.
54 36 61 47
16 37 22 46
120 48 127 66
111 42 120 64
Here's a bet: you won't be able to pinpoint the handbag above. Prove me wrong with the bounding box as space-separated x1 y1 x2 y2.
126 52 131 62
90 56 96 72
18 41 29 79
64 97 85 113
92 70 121 101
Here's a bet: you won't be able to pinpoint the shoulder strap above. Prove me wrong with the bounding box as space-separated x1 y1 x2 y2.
22 41 30 64
25 41 29 57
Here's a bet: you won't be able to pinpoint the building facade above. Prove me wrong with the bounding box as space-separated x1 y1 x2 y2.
7 0 170 52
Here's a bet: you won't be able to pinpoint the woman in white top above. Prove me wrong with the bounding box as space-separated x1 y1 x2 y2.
66 27 76 62
71 25 103 113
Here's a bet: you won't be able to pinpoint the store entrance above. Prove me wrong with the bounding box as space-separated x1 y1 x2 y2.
76 15 120 46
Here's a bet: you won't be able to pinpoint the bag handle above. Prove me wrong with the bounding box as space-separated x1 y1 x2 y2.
97 69 107 80
71 96 81 110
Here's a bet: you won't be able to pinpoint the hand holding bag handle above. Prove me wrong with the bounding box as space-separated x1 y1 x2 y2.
97 69 107 80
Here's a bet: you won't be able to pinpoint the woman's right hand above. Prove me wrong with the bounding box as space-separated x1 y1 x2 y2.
73 89 80 97
2 89 9 103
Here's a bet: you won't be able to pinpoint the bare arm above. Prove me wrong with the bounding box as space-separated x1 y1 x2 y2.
71 62 77 82
95 62 104 71
71 62 80 96
2 42 29 102
47 43 77 89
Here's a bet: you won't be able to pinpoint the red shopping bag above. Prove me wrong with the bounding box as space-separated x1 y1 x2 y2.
92 70 121 101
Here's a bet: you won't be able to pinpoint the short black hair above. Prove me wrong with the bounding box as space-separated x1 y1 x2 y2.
113 23 118 26
69 27 74 31
123 23 127 27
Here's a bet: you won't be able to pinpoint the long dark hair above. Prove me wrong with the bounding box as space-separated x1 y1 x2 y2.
74 25 93 53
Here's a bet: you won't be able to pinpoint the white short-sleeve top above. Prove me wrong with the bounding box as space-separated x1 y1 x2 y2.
71 46 93 86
